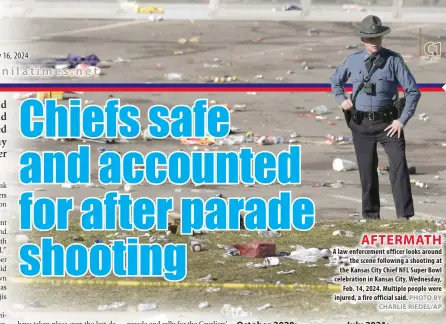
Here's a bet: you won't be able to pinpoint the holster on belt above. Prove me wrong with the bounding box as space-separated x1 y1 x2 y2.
393 97 406 118
343 108 352 127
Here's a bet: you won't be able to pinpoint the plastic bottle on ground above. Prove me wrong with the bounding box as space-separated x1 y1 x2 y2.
165 73 183 81
311 105 329 115
257 136 284 145
214 134 246 146
137 303 157 311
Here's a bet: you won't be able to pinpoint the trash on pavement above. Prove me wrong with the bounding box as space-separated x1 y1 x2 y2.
198 274 214 282
307 28 320 36
111 57 131 64
229 126 242 134
247 261 265 268
149 235 170 243
114 232 128 239
14 92 37 100
435 220 446 229
332 230 354 237
263 256 280 266
165 73 183 81
258 230 281 238
333 158 358 171
80 137 118 144
312 181 343 188
137 303 157 311
277 270 296 275
257 304 272 311
36 92 64 101
203 63 222 68
61 183 79 189
248 256 280 268
413 180 429 189
285 245 332 263
25 53 100 69
221 304 250 317
181 138 215 145
283 5 301 11
213 131 297 146
191 241 202 252
198 302 209 308
325 134 353 145
418 113 429 121
228 104 247 113
257 136 286 145
98 302 126 311
311 105 329 115
142 128 153 141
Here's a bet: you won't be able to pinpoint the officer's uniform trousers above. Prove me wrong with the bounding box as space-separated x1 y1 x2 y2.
348 115 414 219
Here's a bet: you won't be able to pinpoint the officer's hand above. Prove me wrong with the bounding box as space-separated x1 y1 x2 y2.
341 99 353 110
384 120 404 138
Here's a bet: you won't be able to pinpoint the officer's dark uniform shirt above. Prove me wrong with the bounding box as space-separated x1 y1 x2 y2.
329 48 421 125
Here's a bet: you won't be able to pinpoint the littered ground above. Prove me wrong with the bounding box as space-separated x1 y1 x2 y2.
5 18 446 219
3 18 446 322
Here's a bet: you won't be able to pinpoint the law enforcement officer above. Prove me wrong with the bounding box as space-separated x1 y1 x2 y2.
329 15 421 220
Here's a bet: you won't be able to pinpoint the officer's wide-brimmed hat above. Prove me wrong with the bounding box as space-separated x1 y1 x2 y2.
356 15 391 37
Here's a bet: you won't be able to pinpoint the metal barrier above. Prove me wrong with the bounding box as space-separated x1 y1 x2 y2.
1 0 446 22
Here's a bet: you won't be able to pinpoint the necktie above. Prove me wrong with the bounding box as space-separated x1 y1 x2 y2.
365 56 377 72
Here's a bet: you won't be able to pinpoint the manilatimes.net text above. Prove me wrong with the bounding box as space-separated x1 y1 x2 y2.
17 98 316 281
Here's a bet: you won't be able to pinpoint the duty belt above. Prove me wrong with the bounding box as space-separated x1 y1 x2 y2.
353 106 397 122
